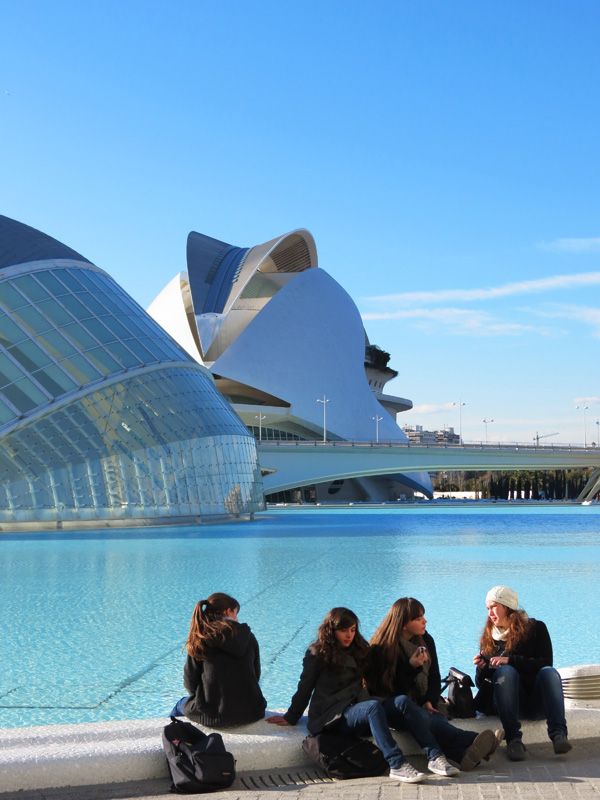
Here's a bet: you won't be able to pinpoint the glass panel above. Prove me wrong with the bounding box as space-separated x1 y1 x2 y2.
13 274 50 303
11 304 52 336
106 341 141 368
0 315 27 348
0 282 27 311
1 377 48 413
116 314 146 338
61 323 97 350
94 292 121 315
85 347 121 375
0 354 25 388
8 339 52 372
121 337 154 363
60 354 102 384
59 294 93 320
82 317 117 345
102 316 130 340
53 269 86 293
37 297 74 326
35 270 69 296
70 269 99 292
36 328 77 359
0 398 17 425
76 292 109 317
33 364 77 396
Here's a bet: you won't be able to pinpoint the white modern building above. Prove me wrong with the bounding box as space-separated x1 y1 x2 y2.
0 216 264 529
149 228 433 502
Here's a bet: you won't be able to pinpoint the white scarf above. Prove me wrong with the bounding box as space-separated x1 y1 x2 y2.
491 625 508 641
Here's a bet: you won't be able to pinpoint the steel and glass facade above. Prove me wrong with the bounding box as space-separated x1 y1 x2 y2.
0 216 264 528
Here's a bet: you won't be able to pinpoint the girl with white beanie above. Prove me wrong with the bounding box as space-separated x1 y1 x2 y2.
473 585 570 761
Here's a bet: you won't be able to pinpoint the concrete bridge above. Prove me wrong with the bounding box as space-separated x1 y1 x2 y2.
257 440 600 502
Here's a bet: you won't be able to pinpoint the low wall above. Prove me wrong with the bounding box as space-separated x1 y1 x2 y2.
1 708 599 794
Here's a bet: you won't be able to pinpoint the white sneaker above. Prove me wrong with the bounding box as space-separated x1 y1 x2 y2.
389 762 427 783
427 755 460 777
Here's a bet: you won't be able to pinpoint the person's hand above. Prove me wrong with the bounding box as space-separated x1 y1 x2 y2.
473 653 486 667
409 647 428 668
489 656 509 667
422 701 439 715
266 715 290 726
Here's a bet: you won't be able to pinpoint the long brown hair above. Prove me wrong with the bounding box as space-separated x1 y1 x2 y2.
479 606 532 655
185 592 240 659
369 598 426 695
311 607 369 675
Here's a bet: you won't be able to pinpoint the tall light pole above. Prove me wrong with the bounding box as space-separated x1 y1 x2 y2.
372 414 383 443
254 413 266 441
317 395 330 442
596 419 600 448
575 404 589 447
451 398 466 443
483 418 494 444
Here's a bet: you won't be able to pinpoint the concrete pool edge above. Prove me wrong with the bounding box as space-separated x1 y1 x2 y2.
1 708 599 794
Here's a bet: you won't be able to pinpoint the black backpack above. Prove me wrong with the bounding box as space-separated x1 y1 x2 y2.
441 667 477 719
302 731 388 779
162 716 236 794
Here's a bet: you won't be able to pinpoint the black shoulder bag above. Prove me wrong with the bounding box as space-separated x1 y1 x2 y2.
302 731 388 779
441 667 477 719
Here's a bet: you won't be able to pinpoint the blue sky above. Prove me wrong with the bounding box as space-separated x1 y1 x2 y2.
2 1 599 445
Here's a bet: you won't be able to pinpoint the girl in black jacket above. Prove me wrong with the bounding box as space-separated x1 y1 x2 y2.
267 606 463 784
473 585 571 761
368 597 501 771
170 592 266 727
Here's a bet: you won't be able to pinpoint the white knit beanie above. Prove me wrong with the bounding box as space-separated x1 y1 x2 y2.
486 585 519 611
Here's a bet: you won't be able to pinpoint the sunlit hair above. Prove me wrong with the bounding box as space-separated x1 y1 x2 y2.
185 592 240 659
479 605 531 655
369 598 426 695
310 607 369 674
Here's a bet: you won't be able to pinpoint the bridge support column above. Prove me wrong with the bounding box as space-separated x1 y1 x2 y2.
576 468 600 503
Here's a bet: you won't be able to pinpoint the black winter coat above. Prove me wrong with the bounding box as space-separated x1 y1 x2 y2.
283 646 371 735
182 621 267 727
368 631 442 708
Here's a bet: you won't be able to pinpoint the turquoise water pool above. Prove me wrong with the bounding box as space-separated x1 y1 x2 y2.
1 505 599 729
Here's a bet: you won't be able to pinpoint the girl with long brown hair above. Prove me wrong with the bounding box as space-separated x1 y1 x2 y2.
368 597 501 771
474 585 570 761
267 607 463 784
170 592 266 727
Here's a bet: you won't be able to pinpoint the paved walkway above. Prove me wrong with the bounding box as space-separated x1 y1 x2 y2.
3 736 598 800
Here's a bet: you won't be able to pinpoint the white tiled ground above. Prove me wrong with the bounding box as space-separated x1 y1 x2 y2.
1 709 599 794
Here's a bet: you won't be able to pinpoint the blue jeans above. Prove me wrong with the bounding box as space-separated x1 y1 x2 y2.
334 695 444 767
492 665 568 742
170 696 189 717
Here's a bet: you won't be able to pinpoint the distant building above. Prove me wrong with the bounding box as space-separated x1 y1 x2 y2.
402 425 461 446
0 216 264 529
148 228 433 502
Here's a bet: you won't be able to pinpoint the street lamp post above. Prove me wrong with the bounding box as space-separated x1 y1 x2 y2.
452 398 466 443
483 418 494 444
317 395 330 442
372 414 383 443
254 413 267 441
575 404 589 447
596 419 600 448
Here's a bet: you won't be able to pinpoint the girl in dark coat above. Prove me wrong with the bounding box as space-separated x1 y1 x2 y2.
368 597 501 771
474 585 570 761
267 606 463 784
170 592 266 727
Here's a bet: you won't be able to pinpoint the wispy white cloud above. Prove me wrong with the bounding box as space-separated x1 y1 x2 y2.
573 396 600 406
407 402 458 415
361 306 540 336
539 238 600 253
363 272 600 305
531 304 600 338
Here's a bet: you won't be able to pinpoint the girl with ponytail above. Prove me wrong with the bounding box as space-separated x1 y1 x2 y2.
170 592 266 727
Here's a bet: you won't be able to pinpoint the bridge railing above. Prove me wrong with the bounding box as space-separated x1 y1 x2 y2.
254 439 599 452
